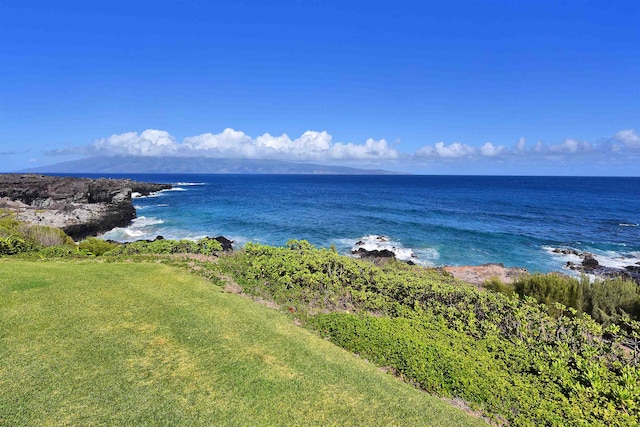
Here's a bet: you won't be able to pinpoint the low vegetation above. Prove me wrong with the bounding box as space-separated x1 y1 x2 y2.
104 237 222 256
0 210 74 255
485 273 640 326
2 218 639 425
214 241 640 426
0 260 483 426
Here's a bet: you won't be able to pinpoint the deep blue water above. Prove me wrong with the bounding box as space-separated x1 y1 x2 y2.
78 174 639 273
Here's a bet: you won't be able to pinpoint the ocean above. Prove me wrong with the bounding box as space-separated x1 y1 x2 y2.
91 174 640 274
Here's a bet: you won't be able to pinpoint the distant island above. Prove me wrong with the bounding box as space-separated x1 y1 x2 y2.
21 156 401 175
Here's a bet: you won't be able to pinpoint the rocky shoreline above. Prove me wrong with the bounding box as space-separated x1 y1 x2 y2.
350 235 640 286
552 247 640 284
0 174 171 240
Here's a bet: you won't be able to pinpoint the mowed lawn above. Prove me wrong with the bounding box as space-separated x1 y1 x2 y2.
0 260 485 426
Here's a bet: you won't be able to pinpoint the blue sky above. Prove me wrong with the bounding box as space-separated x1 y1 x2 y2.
1 0 638 175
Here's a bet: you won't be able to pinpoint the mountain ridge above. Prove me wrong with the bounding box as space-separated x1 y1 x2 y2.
22 156 401 175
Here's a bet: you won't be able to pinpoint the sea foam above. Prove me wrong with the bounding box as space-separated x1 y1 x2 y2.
101 216 165 242
544 246 640 272
351 235 421 262
174 182 206 186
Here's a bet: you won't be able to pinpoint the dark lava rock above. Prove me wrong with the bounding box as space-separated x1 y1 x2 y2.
582 254 600 270
352 247 396 259
625 265 640 274
213 236 234 251
553 248 581 256
0 174 171 240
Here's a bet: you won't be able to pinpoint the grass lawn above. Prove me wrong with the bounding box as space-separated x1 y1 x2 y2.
0 260 485 426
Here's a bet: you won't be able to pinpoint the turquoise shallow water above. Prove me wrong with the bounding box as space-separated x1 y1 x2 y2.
86 174 640 274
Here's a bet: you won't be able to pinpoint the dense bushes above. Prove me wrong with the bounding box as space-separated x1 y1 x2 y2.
78 237 118 256
104 237 222 256
221 241 640 426
486 273 640 325
0 212 224 258
0 236 27 255
311 312 640 426
0 210 74 254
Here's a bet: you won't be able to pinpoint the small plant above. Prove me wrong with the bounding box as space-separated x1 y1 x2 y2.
0 236 27 255
78 238 118 256
483 276 515 297
21 225 75 248
37 246 74 258
105 238 222 256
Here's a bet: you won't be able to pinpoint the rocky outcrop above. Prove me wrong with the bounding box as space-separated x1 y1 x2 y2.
213 236 234 252
554 248 640 285
351 235 417 264
0 174 171 240
352 247 396 259
443 263 529 287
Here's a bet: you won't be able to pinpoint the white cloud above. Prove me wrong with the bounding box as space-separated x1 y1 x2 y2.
330 138 398 160
184 128 257 158
533 141 545 153
87 128 398 162
548 138 592 154
479 142 505 157
50 127 638 174
415 142 476 158
613 129 640 149
91 129 177 156
254 130 334 160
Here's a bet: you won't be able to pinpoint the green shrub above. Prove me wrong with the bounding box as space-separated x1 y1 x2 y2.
310 312 640 426
0 210 74 253
585 277 640 325
0 236 27 255
508 274 640 325
218 241 640 426
483 276 515 297
36 246 74 258
105 238 222 256
78 238 118 256
513 273 585 315
197 238 223 255
21 224 75 248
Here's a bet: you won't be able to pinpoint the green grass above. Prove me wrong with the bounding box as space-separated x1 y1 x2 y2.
0 260 485 426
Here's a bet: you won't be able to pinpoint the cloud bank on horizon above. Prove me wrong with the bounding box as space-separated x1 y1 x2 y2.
45 128 640 174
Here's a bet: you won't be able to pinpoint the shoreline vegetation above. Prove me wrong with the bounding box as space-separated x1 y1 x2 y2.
1 174 639 424
2 226 639 424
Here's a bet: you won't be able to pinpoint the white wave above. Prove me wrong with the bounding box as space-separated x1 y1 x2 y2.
132 190 162 198
124 228 145 238
351 235 420 262
173 182 206 186
544 245 640 271
619 223 639 227
132 216 164 227
542 246 583 264
156 203 169 207
593 250 640 270
135 188 180 199
100 215 166 242
133 204 145 209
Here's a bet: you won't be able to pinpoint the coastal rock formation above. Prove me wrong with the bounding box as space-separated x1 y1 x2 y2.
352 247 396 259
443 263 529 287
213 236 234 251
0 174 171 240
554 248 640 285
351 235 417 264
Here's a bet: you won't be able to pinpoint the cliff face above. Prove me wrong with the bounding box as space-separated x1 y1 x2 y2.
0 174 171 240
